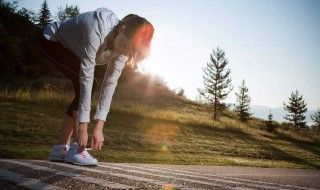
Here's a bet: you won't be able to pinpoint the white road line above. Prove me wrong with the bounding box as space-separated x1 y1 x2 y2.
33 160 204 190
125 164 318 190
0 169 65 190
99 163 254 189
103 163 278 190
2 159 316 190
0 160 134 189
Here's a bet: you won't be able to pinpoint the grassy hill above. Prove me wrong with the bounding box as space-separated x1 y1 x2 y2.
0 77 319 169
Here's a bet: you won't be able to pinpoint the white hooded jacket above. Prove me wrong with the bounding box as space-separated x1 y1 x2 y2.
44 8 127 123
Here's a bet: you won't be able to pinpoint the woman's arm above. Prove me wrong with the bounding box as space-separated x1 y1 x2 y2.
94 55 127 121
90 56 127 151
77 28 100 151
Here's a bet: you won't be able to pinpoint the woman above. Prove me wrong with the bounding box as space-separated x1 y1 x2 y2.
40 7 154 166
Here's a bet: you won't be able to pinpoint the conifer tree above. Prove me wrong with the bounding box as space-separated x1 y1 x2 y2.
235 79 252 122
266 110 275 133
310 108 320 131
283 90 308 128
198 47 233 120
37 0 51 30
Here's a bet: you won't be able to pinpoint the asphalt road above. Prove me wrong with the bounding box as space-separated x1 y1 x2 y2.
0 159 319 190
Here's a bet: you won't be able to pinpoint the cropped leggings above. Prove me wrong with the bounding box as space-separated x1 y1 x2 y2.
40 36 97 117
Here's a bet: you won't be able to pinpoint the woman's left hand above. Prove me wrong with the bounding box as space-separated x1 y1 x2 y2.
91 120 105 151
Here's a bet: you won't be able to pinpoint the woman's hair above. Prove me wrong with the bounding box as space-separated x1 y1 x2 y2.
105 14 154 65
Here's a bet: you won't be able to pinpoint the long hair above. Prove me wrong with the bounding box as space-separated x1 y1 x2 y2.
105 14 154 66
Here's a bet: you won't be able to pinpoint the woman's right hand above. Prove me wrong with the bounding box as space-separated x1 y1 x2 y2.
76 123 88 152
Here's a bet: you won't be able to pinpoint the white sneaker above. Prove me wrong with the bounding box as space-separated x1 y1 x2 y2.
49 144 69 162
64 142 98 166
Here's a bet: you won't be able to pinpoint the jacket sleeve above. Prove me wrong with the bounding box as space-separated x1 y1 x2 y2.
94 55 127 121
78 31 99 123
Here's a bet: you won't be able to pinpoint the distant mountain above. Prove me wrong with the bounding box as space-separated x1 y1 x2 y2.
250 105 317 125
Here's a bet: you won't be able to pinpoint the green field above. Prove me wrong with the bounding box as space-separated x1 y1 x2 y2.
0 77 319 169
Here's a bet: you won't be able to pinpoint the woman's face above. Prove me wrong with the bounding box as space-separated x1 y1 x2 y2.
114 26 135 57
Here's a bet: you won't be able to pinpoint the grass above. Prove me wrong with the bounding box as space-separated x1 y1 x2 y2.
0 77 319 169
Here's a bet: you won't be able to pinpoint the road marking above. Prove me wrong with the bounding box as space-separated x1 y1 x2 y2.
0 169 65 190
34 160 203 190
99 163 255 189
112 163 318 190
0 160 134 189
146 164 319 190
0 159 318 190
104 163 280 190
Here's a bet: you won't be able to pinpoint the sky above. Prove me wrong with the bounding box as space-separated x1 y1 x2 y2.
13 0 320 110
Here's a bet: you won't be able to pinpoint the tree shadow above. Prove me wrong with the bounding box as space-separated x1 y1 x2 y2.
212 126 320 169
275 132 320 159
196 125 318 168
106 108 320 169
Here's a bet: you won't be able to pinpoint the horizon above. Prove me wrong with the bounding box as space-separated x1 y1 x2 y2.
250 105 317 124
12 0 320 110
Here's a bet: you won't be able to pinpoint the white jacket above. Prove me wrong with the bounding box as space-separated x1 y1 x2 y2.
44 8 127 122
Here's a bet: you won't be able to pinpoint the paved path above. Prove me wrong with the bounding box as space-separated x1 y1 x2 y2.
0 159 319 190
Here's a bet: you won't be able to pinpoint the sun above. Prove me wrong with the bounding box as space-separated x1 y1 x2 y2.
137 23 201 101
137 32 163 76
137 25 177 84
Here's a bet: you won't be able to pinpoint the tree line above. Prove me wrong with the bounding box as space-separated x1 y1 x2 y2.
198 47 320 132
0 0 81 78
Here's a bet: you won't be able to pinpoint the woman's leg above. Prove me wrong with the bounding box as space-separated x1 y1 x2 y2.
71 110 79 142
56 114 73 145
55 75 98 145
40 36 81 145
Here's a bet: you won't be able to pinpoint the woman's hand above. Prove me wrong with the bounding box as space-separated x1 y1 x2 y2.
91 120 105 151
76 123 88 152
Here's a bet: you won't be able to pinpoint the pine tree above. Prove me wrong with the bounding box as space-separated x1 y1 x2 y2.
310 108 320 131
283 90 308 129
37 0 51 30
57 4 80 21
235 79 252 122
198 47 233 120
266 110 275 133
267 111 273 123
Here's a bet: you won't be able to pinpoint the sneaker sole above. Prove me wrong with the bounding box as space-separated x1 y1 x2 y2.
64 157 98 166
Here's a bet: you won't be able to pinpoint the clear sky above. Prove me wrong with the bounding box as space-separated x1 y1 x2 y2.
14 0 320 110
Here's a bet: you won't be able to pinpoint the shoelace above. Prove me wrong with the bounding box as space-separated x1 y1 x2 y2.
76 148 94 159
76 149 87 158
